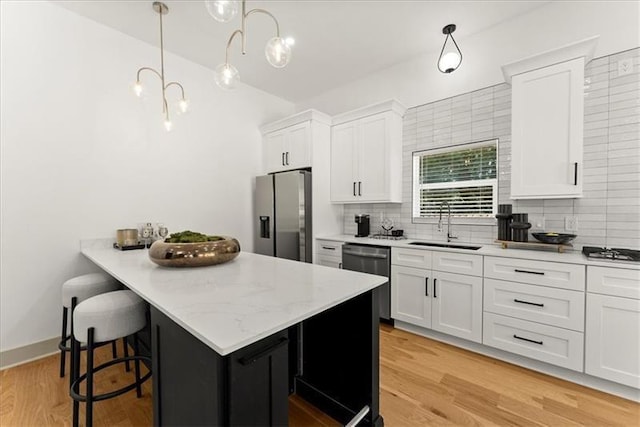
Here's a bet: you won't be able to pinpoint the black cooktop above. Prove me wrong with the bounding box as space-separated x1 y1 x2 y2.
582 246 640 262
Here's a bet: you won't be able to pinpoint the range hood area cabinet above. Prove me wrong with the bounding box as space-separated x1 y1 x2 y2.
503 36 599 200
330 100 406 203
261 110 331 174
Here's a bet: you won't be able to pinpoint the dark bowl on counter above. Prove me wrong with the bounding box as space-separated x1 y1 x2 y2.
532 232 577 245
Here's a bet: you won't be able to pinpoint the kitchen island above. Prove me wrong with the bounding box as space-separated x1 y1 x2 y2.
81 240 387 426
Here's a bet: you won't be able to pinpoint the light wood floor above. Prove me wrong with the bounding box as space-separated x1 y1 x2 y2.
1 325 638 426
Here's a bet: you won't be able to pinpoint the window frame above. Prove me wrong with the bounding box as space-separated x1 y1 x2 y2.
411 139 499 226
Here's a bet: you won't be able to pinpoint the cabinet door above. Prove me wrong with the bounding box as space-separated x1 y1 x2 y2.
391 265 431 328
357 113 389 202
585 293 640 388
330 122 358 202
264 129 287 173
511 57 584 199
285 122 311 170
432 271 483 343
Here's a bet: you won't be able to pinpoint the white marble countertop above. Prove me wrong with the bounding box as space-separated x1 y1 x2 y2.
81 241 387 355
318 235 640 270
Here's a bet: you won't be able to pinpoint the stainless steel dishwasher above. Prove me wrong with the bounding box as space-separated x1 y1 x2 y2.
342 243 391 322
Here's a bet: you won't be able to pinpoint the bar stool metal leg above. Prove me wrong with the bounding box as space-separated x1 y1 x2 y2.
123 337 130 372
86 328 95 427
71 298 80 427
133 334 142 398
59 306 68 378
111 340 117 359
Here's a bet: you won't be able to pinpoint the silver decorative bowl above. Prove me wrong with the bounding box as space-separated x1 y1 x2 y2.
149 237 241 267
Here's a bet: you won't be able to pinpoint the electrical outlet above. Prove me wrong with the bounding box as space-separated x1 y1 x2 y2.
618 59 633 76
565 216 578 232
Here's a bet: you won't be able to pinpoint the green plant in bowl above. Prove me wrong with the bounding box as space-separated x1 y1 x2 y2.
164 230 225 243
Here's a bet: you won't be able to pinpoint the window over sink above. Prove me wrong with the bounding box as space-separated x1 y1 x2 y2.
412 139 498 223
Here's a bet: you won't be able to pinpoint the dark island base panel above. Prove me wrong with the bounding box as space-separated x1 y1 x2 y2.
295 290 383 427
150 288 382 427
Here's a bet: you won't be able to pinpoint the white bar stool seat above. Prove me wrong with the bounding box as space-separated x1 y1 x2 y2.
59 273 122 378
70 290 151 427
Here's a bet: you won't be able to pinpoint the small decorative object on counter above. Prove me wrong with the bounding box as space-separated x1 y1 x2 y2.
510 213 531 242
532 232 577 245
149 230 240 267
355 214 370 237
142 222 155 247
495 204 513 241
116 228 139 247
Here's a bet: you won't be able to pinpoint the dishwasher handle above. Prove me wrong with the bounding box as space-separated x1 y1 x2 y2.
342 248 388 259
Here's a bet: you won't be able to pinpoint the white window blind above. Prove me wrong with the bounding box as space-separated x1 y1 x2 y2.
413 140 498 219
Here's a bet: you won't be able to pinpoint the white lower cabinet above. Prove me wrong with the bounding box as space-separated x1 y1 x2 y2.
391 248 483 343
315 239 342 269
585 266 640 388
483 312 584 371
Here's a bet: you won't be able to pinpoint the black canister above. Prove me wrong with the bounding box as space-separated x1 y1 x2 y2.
495 204 513 241
511 213 532 242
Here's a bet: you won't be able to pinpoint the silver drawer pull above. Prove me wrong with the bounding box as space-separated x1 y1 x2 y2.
514 269 545 275
514 299 544 307
513 334 543 345
322 246 336 250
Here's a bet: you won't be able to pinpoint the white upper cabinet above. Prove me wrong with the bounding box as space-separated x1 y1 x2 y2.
511 58 584 199
330 100 406 203
503 36 599 200
264 121 311 173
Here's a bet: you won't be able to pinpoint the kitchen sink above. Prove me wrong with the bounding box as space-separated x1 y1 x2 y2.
408 241 482 250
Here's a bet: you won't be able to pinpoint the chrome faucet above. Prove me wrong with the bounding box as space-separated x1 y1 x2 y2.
438 201 458 242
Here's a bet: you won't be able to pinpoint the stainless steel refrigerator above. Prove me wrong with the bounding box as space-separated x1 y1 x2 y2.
254 170 312 262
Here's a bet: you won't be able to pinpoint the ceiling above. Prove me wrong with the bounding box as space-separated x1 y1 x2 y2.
53 0 548 103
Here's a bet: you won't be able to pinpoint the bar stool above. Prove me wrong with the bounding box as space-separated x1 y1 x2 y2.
70 290 151 427
59 273 122 379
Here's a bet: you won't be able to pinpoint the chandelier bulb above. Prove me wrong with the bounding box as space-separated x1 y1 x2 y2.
164 119 173 132
133 81 144 97
205 0 239 23
178 99 190 114
265 37 292 68
214 63 240 90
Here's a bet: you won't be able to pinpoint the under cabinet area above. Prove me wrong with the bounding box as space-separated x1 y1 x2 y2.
315 239 342 269
391 248 483 343
585 266 640 388
482 256 586 371
330 100 405 203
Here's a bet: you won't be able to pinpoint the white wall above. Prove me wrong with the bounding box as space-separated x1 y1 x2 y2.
0 2 293 352
296 1 640 115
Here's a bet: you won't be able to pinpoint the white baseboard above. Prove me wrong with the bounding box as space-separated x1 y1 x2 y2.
393 321 640 403
0 337 59 370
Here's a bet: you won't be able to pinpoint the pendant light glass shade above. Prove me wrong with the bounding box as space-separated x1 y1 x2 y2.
265 37 291 68
205 0 239 23
438 24 462 74
214 63 240 90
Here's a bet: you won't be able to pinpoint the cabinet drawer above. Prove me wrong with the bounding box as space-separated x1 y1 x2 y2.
484 279 584 331
484 257 585 291
316 240 343 258
483 312 584 371
587 266 640 299
392 248 432 269
433 252 482 277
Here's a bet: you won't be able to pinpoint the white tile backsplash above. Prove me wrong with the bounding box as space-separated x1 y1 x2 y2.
342 48 640 250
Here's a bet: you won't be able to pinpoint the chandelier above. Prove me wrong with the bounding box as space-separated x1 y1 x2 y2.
205 0 293 90
438 24 463 74
132 2 189 131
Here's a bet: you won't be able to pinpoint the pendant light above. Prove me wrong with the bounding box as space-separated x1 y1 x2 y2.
208 0 292 90
438 24 462 74
132 2 189 131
